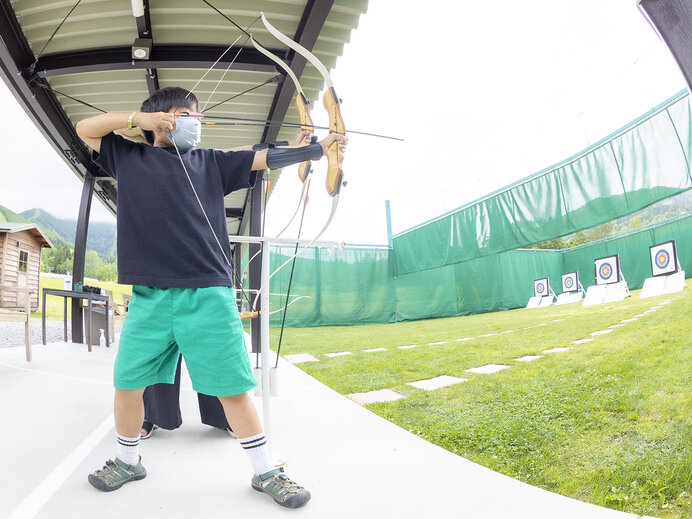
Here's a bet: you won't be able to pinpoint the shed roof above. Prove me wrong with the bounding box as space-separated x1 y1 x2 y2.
0 0 367 235
0 222 54 248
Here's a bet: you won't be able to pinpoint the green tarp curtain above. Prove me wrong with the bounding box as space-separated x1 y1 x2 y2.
255 214 692 326
392 90 692 276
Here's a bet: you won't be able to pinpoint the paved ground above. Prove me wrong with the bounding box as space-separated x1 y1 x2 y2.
0 336 654 519
0 319 122 349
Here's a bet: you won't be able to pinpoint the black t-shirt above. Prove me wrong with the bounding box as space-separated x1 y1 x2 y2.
94 132 256 287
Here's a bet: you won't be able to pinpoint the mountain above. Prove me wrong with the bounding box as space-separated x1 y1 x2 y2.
19 208 116 258
0 204 116 258
0 204 65 246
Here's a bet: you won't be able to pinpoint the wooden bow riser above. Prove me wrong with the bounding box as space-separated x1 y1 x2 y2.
296 93 313 182
323 87 346 197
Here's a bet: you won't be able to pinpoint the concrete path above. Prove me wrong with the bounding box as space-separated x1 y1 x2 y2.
0 338 653 519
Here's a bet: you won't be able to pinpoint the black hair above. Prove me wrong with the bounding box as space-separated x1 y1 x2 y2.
139 86 199 144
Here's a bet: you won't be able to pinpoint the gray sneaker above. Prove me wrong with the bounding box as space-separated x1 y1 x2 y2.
251 467 311 508
88 457 146 492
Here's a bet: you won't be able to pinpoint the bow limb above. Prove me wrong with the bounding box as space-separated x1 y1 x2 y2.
250 36 314 183
261 13 346 197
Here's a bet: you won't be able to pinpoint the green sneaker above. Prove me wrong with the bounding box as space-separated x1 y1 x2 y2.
88 457 146 492
251 467 311 508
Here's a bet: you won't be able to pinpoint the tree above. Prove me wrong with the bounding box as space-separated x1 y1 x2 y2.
42 243 73 274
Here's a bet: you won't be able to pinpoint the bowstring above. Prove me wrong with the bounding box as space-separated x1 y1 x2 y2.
186 13 261 106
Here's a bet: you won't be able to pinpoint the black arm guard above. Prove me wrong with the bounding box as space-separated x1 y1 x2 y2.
252 140 289 151
265 142 323 170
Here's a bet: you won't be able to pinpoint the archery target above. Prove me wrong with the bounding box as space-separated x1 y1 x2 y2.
594 255 620 285
534 277 549 298
649 240 678 277
562 272 578 293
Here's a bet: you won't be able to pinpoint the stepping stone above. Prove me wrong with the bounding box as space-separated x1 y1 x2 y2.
478 333 497 337
284 353 319 364
572 339 593 345
515 355 541 362
633 314 645 318
398 345 418 349
427 341 449 345
543 347 570 353
590 330 612 336
324 351 352 358
348 389 404 405
643 310 656 314
407 375 467 391
608 324 624 329
465 364 511 374
501 330 514 334
455 337 474 342
621 318 638 323
363 347 387 353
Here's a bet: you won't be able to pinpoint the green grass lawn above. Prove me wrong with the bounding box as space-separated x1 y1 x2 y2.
33 276 132 320
272 284 691 519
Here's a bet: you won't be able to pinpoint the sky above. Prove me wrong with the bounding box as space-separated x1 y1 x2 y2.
0 0 687 246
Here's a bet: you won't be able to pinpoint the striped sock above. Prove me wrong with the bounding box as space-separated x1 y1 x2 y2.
238 432 275 475
116 434 140 465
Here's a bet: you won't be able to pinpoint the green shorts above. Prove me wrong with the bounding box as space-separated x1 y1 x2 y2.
114 285 256 396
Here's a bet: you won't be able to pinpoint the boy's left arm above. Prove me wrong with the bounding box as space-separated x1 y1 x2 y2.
250 132 347 171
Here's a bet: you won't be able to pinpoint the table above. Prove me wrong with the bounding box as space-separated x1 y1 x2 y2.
41 288 110 352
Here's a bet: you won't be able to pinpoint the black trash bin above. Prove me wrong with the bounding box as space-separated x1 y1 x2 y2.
84 305 112 345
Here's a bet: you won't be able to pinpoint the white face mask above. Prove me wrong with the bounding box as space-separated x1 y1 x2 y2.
168 116 201 152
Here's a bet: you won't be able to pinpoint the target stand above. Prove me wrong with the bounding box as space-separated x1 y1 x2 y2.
526 277 555 308
583 255 630 306
555 271 584 305
641 240 685 298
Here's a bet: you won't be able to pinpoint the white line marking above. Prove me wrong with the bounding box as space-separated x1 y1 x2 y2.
8 414 114 519
0 361 111 386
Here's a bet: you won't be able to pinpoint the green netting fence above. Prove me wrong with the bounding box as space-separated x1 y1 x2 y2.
248 90 692 327
258 213 692 326
392 90 692 276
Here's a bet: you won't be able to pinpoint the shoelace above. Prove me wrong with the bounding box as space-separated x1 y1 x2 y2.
270 474 303 494
94 459 118 479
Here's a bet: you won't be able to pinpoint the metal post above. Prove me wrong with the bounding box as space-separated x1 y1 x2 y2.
233 244 243 312
260 242 272 441
71 176 95 343
249 171 264 355
385 199 393 249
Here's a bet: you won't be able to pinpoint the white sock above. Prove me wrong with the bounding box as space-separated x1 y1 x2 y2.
238 432 275 475
116 434 140 465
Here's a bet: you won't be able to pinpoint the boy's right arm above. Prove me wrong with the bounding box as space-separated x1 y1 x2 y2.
75 111 175 152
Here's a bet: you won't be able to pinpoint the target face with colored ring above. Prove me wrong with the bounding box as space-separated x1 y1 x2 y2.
649 240 678 276
599 263 612 280
594 255 620 285
562 271 578 293
534 277 549 298
655 250 670 269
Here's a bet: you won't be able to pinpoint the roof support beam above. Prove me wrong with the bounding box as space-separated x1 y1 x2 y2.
137 0 159 95
32 45 280 78
241 0 334 234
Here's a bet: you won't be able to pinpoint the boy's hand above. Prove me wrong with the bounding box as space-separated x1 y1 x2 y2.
318 133 348 156
290 130 312 146
133 112 176 134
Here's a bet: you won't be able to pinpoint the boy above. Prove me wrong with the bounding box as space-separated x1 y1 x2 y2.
75 86 346 508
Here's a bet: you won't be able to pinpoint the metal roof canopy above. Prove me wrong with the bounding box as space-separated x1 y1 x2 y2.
0 0 366 233
0 0 366 342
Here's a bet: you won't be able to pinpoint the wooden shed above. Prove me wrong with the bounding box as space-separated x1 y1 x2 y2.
0 223 53 310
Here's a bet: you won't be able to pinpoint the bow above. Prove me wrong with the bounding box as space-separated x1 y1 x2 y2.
250 35 313 237
261 13 346 200
249 13 348 312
